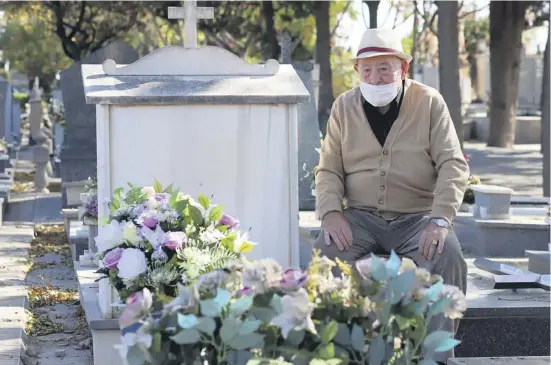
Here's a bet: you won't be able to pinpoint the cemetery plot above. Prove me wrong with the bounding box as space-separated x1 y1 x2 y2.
474 257 550 291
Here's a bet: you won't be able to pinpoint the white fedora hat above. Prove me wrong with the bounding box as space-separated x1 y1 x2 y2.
352 28 412 63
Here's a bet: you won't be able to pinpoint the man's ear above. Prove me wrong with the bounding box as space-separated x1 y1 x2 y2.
401 60 409 79
354 63 358 73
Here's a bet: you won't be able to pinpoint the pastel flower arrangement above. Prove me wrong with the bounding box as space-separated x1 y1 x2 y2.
95 180 256 302
117 249 466 365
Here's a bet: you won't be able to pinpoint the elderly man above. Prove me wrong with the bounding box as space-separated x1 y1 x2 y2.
314 28 469 363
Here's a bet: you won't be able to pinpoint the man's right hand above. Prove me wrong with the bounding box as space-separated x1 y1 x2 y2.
322 211 353 251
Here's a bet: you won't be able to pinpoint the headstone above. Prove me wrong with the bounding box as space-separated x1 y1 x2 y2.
11 99 21 143
279 32 292 64
0 77 13 143
82 3 309 319
293 61 321 211
59 40 139 207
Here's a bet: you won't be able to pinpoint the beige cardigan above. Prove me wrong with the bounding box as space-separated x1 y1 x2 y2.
315 79 469 223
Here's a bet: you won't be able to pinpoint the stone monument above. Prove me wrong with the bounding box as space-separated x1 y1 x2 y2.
59 40 139 206
82 1 308 322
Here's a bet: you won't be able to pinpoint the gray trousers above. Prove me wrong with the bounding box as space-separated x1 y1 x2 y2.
314 208 467 362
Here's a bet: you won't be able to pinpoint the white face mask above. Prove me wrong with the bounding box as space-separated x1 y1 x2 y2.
360 80 401 107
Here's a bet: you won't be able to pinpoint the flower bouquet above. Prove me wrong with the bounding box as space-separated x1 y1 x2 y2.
81 177 98 222
95 180 256 302
118 250 466 365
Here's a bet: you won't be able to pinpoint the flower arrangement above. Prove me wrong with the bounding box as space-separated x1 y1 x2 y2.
81 176 98 220
95 180 256 302
118 250 466 365
0 137 7 155
462 175 480 205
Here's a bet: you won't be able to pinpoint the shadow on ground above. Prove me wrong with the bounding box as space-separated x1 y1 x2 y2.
5 193 63 224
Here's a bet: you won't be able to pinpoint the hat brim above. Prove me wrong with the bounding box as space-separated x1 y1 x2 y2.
351 51 412 63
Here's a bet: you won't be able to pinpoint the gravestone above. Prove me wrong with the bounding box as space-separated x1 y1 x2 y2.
0 77 13 143
293 61 321 211
11 99 21 143
59 40 139 207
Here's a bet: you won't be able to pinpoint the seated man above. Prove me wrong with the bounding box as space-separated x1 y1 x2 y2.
314 28 470 363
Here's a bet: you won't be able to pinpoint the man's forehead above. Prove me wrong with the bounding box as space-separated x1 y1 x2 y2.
357 56 401 67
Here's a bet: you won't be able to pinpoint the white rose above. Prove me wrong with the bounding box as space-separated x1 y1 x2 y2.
141 186 156 197
95 220 124 253
117 248 148 280
123 222 139 245
146 197 159 210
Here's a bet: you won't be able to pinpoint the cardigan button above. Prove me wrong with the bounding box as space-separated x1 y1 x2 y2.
383 150 388 155
380 171 385 176
380 185 385 191
378 199 384 205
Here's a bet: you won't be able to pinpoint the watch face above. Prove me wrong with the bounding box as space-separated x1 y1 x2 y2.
432 218 448 227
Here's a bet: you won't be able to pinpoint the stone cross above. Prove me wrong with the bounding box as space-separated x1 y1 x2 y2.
278 32 292 64
168 1 214 49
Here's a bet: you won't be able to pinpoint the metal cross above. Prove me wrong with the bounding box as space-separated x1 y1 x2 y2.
168 1 214 49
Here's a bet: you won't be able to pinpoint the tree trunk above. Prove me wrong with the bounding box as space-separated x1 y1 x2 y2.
314 1 334 136
436 1 463 149
542 30 550 197
365 1 380 28
487 2 530 148
262 1 280 60
409 0 419 79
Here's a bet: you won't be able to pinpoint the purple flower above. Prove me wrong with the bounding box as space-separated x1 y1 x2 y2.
103 247 124 269
132 204 146 218
237 287 253 296
219 214 239 229
164 231 187 250
279 268 308 292
154 193 170 203
85 198 98 217
139 211 158 229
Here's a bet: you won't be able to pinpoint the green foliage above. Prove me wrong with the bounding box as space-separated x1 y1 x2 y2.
119 249 466 365
0 6 71 88
13 92 30 110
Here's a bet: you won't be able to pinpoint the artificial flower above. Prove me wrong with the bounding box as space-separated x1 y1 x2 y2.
123 222 140 245
103 247 124 269
95 220 124 253
271 288 316 338
117 248 148 281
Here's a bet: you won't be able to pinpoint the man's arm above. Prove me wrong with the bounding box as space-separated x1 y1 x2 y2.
316 101 345 220
429 94 470 224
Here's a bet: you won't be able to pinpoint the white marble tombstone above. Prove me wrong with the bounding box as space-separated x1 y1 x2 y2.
82 45 309 318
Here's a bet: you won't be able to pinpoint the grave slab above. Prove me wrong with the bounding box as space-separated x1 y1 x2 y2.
525 250 551 275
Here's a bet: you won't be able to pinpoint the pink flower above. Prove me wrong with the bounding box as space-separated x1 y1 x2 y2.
279 268 307 292
119 288 153 329
164 231 187 250
103 247 123 269
219 214 239 229
237 287 253 296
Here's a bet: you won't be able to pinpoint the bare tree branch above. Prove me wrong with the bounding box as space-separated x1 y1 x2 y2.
330 1 352 38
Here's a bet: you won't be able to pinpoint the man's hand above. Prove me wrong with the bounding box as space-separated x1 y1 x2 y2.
322 211 353 252
418 223 448 260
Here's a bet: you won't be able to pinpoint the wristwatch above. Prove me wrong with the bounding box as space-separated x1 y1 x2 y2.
428 217 450 228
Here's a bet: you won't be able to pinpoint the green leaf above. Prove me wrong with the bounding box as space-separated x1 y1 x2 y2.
388 270 416 304
198 194 210 210
237 241 256 253
370 255 388 281
425 280 444 302
215 288 232 308
151 332 162 353
225 350 254 365
196 317 217 334
174 199 188 214
428 297 452 317
154 179 163 193
286 329 305 346
251 307 276 322
247 360 293 365
220 318 242 343
320 321 338 344
230 333 264 350
188 205 204 225
394 315 411 331
385 250 401 277
367 335 385 365
411 320 426 345
423 330 453 351
126 345 146 365
201 299 220 317
230 295 253 317
239 320 262 335
109 198 120 211
177 313 198 329
333 323 351 346
209 205 225 222
317 343 335 360
270 294 283 313
163 183 174 193
350 324 365 352
170 328 201 344
169 191 180 205
434 338 461 352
